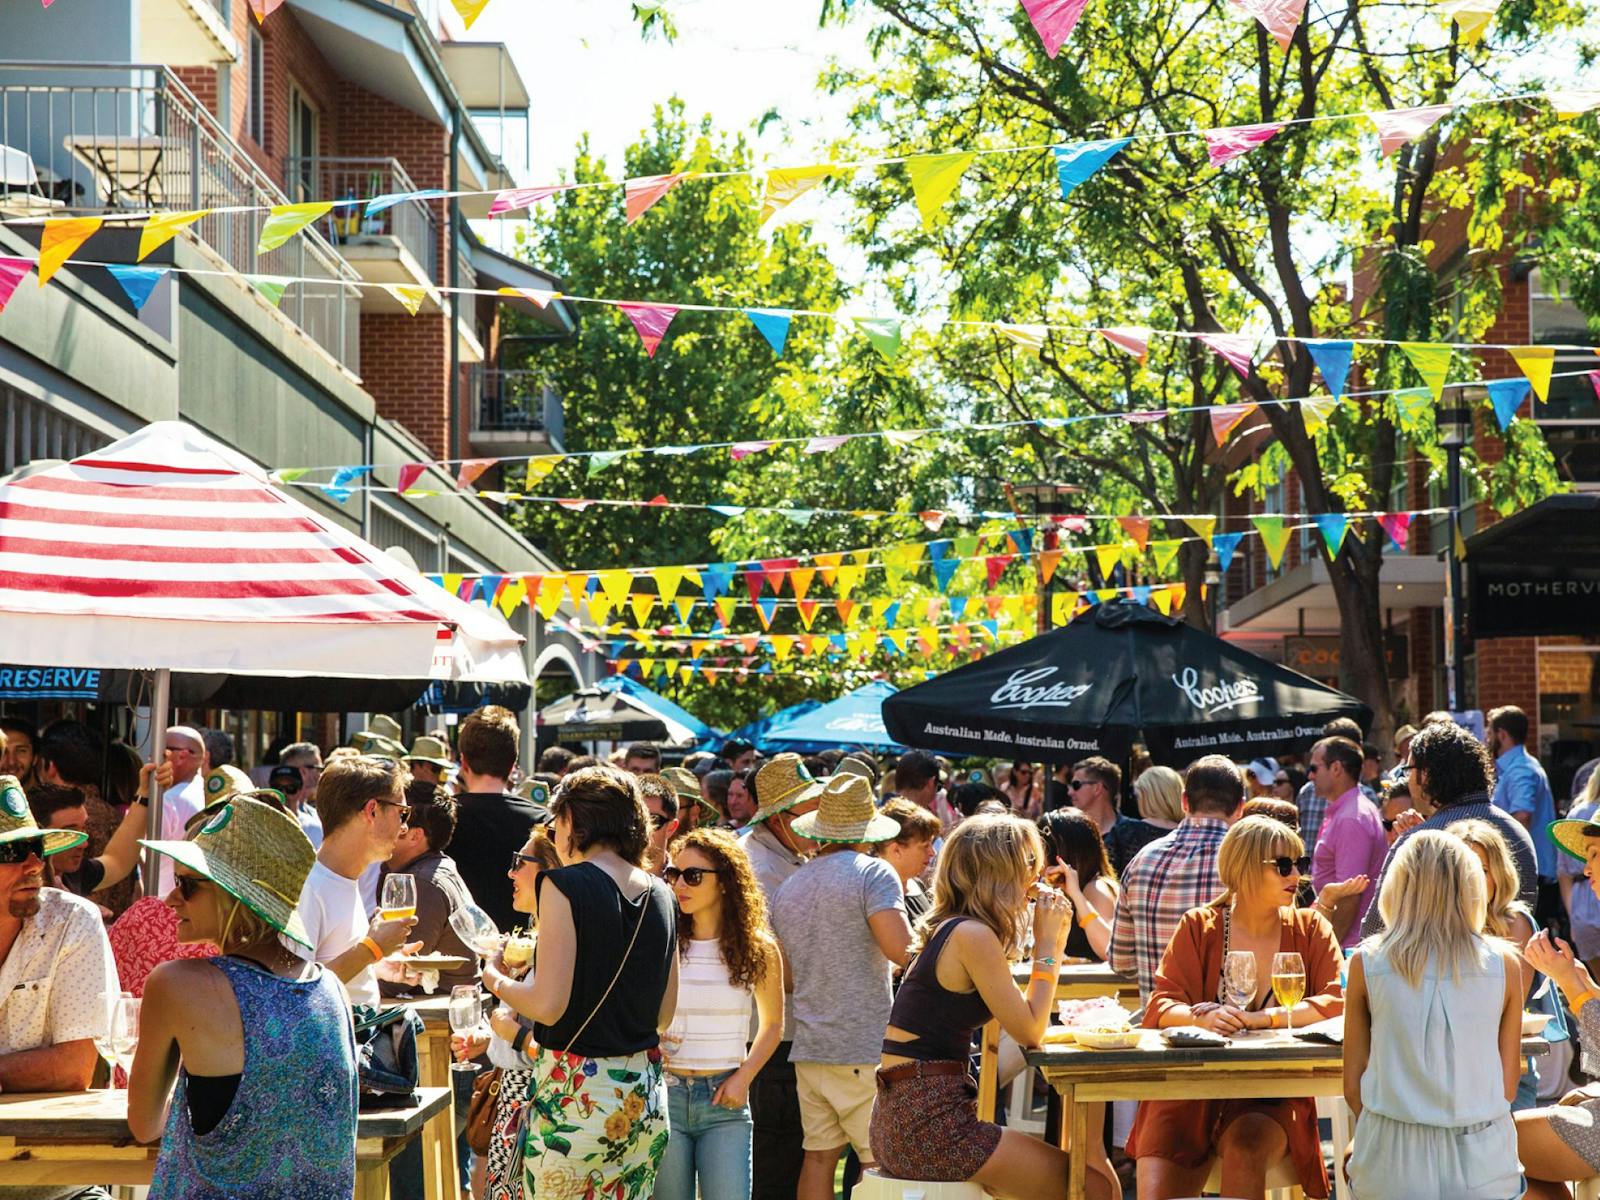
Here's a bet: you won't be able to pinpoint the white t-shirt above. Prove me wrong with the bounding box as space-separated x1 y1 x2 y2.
294 859 378 1007
156 773 208 896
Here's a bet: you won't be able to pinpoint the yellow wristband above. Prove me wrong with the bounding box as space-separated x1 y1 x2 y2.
1030 970 1056 986
1570 988 1598 1014
1079 911 1100 929
361 936 384 963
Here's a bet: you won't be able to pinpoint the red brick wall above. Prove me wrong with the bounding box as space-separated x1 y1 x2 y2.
364 315 450 457
1476 637 1540 738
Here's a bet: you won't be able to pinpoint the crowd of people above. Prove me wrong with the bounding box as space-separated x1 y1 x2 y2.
0 699 1596 1200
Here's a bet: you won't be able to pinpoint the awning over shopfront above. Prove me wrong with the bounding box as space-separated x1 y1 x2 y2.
1466 494 1600 638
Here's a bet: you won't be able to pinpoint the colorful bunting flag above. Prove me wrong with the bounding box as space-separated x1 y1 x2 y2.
745 309 792 355
759 165 844 225
448 0 491 27
1304 339 1353 400
805 435 848 454
1151 539 1182 572
1549 91 1600 119
587 450 629 477
1229 0 1307 49
497 286 560 309
1371 105 1452 156
1094 543 1123 578
1117 516 1151 552
105 264 168 310
855 317 904 363
525 456 564 488
985 554 1015 589
905 153 974 229
1203 122 1283 167
617 302 680 357
1486 377 1530 430
396 463 427 494
137 209 208 261
1315 513 1349 557
1019 0 1093 57
1053 139 1131 199
366 189 448 215
597 569 634 609
1438 0 1499 42
1038 548 1063 583
486 185 569 216
730 441 775 461
247 275 291 308
1299 396 1340 439
456 458 494 489
674 597 698 624
323 465 372 504
383 284 428 316
1509 345 1555 402
1214 531 1245 572
997 324 1049 354
1098 325 1149 362
256 203 334 254
245 0 286 20
1199 333 1257 379
1210 402 1258 445
38 217 102 285
1393 387 1434 434
1253 516 1293 569
1378 513 1412 551
1399 342 1453 400
624 174 687 224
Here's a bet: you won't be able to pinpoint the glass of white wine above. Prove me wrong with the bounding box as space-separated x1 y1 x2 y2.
1222 950 1257 1013
1271 951 1306 1035
448 985 485 1075
380 873 417 923
110 995 140 1082
450 902 503 961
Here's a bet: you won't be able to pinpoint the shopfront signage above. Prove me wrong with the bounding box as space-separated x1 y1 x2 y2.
1468 562 1600 638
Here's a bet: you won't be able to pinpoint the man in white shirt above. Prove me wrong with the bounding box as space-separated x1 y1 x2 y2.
155 726 209 895
294 757 418 1008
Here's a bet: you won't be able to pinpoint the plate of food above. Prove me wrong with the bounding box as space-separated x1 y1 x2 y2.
1073 1027 1144 1051
1041 1026 1078 1046
1057 996 1132 1030
394 954 471 972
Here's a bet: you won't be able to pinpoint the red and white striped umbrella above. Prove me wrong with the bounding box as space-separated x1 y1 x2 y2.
0 421 465 678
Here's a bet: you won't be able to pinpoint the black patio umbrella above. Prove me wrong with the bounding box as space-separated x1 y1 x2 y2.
881 599 1370 764
536 686 674 746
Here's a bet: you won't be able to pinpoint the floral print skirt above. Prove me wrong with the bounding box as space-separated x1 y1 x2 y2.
520 1045 668 1200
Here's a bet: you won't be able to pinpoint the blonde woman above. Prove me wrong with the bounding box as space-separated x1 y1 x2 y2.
1133 766 1183 830
1129 816 1344 1200
870 814 1111 1200
1343 832 1525 1200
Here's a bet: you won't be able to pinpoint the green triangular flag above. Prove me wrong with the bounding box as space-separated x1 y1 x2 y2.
272 468 309 484
587 450 629 478
1253 515 1293 570
855 317 903 363
1392 387 1433 435
905 152 975 230
1150 539 1182 573
256 202 335 255
247 275 290 308
1399 342 1453 401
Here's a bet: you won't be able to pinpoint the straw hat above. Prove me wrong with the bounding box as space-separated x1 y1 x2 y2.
0 774 86 857
369 714 403 742
403 735 453 769
746 753 827 826
204 764 254 803
350 730 407 760
140 794 317 949
790 774 901 844
661 766 719 816
1549 817 1600 865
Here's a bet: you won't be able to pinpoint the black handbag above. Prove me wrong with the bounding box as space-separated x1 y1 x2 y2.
352 1004 424 1110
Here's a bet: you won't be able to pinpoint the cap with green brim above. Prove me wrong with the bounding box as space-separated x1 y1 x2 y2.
140 794 317 950
660 766 719 817
1550 817 1600 865
0 775 86 857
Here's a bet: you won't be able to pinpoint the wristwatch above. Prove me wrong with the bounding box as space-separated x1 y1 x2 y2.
512 1025 530 1054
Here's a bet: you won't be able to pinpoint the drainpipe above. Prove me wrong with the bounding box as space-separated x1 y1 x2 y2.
449 106 462 465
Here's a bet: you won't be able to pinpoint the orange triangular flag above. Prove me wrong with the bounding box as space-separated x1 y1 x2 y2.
624 174 687 224
38 217 102 285
1116 516 1151 552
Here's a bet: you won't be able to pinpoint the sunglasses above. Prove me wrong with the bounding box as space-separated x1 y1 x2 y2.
1068 779 1092 790
0 836 44 864
174 874 208 900
375 799 412 823
1263 856 1312 877
1272 776 1290 786
510 851 542 870
663 866 721 887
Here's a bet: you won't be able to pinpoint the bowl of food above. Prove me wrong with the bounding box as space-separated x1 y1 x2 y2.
1523 1011 1554 1038
1073 1027 1144 1051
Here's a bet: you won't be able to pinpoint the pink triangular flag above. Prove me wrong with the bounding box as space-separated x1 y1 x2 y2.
1370 105 1452 156
805 436 849 454
1121 410 1168 424
487 185 571 216
456 458 495 489
1099 326 1150 362
1229 0 1306 50
1019 0 1092 57
1203 122 1283 167
1210 402 1258 445
1199 332 1257 378
624 174 687 224
396 463 427 494
730 440 775 461
0 257 32 314
618 302 680 357
1378 512 1412 551
1590 371 1600 404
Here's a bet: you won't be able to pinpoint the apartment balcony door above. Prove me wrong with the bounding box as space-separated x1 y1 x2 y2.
287 84 319 203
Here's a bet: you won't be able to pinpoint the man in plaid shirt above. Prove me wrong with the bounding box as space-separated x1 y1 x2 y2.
1109 755 1245 1000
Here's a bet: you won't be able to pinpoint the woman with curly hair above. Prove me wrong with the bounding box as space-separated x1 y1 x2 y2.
653 827 783 1200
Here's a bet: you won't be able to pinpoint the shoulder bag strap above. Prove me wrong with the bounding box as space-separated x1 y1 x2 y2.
559 881 653 1056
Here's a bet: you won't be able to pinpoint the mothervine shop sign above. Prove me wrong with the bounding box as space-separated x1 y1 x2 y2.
1469 563 1600 638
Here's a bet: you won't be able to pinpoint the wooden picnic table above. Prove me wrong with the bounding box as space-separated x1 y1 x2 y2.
1023 1030 1550 1200
0 1085 457 1199
401 994 455 1089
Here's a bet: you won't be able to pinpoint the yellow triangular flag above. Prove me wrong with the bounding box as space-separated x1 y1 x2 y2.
769 635 795 661
1094 543 1123 577
138 209 208 261
1151 539 1182 573
996 324 1049 354
534 576 565 620
654 567 685 605
1399 342 1453 401
1050 592 1074 626
674 596 698 624
448 0 492 27
383 284 428 316
597 569 634 609
1300 396 1340 439
1184 516 1216 547
563 573 589 607
442 573 464 597
37 217 102 286
835 563 865 599
495 578 527 618
586 595 613 625
524 456 564 490
814 552 842 586
905 152 975 230
256 202 335 255
789 567 816 601
1151 587 1174 616
1001 595 1026 624
714 597 739 626
629 593 657 626
1509 345 1556 403
1439 0 1499 42
1254 516 1294 570
759 165 842 225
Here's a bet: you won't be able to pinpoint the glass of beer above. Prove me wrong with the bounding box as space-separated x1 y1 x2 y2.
380 873 417 923
1271 951 1306 1034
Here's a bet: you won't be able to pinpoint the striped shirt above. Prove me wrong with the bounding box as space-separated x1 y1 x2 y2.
662 939 752 1073
1108 817 1228 1001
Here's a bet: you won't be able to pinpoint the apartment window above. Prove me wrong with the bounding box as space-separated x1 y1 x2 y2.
288 84 319 203
247 29 264 148
1527 267 1600 487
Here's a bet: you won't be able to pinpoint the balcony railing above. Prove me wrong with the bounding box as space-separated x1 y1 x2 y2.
466 368 564 448
0 62 360 373
283 156 438 284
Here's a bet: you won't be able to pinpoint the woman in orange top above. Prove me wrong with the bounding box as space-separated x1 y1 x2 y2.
1126 815 1345 1200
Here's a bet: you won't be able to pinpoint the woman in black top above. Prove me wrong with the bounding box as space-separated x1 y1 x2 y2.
1038 809 1119 962
481 766 679 1200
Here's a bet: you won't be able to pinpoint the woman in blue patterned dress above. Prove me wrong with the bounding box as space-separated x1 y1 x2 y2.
128 794 357 1198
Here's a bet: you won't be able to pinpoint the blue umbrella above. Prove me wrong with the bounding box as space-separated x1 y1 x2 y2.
596 675 722 746
713 699 824 753
761 681 904 753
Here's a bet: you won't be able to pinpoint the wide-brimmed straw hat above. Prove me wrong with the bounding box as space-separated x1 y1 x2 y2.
0 774 86 857
403 735 453 769
1550 817 1600 865
204 764 255 803
140 794 317 949
660 766 719 817
350 730 407 760
790 773 901 844
746 753 827 826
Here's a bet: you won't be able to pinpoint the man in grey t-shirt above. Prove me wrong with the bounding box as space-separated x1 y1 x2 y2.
770 775 911 1200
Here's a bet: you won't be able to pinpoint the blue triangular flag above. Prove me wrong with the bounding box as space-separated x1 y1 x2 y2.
106 264 168 310
757 661 774 675
1053 138 1132 200
425 574 443 589
829 634 849 653
585 574 600 596
1486 377 1531 431
880 634 901 657
979 619 1000 641
948 595 969 622
882 601 901 628
1007 528 1033 560
1314 514 1348 557
745 308 792 356
1132 585 1152 605
928 542 960 593
757 596 779 626
479 574 504 602
322 465 373 504
700 563 734 600
1214 531 1245 573
708 505 747 517
1304 339 1353 400
366 189 449 215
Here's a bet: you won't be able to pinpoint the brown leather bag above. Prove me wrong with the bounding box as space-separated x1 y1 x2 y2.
465 1066 501 1155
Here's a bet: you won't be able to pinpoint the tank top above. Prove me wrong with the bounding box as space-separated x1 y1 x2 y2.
1359 936 1511 1127
149 956 357 1199
533 861 678 1058
881 918 994 1062
663 939 754 1072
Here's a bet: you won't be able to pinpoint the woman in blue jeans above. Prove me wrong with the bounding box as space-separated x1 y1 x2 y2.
654 828 783 1200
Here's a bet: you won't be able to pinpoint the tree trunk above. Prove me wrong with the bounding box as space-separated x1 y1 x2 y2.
1326 533 1395 744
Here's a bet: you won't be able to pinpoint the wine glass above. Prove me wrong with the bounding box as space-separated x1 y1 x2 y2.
1222 950 1257 1013
110 995 141 1080
380 873 417 923
448 985 485 1074
449 901 503 960
1271 952 1307 1035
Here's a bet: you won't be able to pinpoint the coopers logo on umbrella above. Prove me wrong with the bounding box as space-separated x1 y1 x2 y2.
1172 666 1261 714
990 667 1092 712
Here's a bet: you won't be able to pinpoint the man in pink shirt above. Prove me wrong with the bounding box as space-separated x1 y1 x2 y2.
1308 736 1387 947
